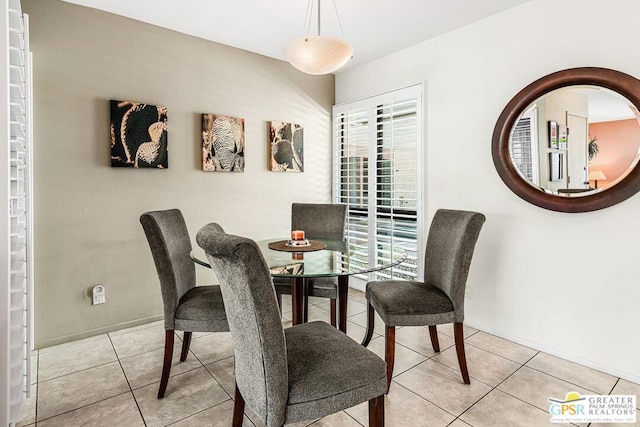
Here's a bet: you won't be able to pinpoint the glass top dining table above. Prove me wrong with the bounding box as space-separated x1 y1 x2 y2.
192 238 407 333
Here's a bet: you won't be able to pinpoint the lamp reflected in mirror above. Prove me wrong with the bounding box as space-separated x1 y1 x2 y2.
588 170 607 189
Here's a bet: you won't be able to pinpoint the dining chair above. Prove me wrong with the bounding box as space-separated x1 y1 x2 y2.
361 209 485 389
273 203 347 325
196 224 386 427
140 209 229 398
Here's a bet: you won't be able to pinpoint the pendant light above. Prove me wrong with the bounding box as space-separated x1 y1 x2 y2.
284 0 353 75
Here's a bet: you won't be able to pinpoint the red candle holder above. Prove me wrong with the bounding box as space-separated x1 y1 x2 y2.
291 230 305 241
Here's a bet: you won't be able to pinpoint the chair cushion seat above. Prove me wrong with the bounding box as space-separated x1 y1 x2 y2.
174 285 229 332
366 280 455 326
283 321 386 423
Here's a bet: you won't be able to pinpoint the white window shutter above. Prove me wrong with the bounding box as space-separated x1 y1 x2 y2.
334 85 423 283
2 0 33 424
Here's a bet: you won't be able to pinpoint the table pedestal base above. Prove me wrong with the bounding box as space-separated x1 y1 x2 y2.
290 276 349 334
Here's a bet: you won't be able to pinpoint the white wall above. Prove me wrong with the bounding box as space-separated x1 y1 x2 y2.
23 0 334 347
336 0 640 382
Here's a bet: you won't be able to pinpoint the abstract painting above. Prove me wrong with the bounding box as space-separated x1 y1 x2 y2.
110 100 168 168
268 121 303 172
202 114 245 172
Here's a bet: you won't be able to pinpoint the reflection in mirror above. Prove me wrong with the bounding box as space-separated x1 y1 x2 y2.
509 86 640 197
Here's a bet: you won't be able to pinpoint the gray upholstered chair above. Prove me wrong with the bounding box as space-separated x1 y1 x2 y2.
274 203 347 325
196 224 386 427
361 209 485 389
140 209 229 398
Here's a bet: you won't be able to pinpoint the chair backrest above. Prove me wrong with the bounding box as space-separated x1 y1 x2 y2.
140 209 198 330
291 203 346 240
423 209 485 321
196 224 288 427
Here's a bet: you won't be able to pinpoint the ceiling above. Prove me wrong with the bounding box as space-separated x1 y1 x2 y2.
62 0 531 72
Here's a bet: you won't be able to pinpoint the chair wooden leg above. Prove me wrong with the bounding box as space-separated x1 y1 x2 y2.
385 325 396 391
232 385 245 427
361 303 375 347
454 322 470 384
337 276 349 333
329 299 337 327
180 331 192 362
157 330 174 398
428 325 440 352
303 280 309 323
368 394 385 427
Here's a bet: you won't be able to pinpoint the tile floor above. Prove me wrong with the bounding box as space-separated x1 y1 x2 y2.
18 290 640 427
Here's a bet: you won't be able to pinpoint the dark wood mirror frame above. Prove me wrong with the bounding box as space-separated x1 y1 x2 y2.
492 67 640 213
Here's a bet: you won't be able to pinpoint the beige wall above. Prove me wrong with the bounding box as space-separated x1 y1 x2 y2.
22 0 335 347
336 0 640 382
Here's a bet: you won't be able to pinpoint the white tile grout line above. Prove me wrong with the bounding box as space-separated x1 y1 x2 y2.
522 363 614 396
452 353 543 424
343 410 366 427
33 390 135 425
34 359 119 384
107 333 149 427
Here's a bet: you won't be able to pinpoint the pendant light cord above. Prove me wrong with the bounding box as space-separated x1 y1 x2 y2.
318 0 322 36
303 0 346 39
303 0 313 37
332 0 347 39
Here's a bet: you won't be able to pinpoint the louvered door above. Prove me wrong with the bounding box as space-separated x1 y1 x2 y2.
2 0 32 424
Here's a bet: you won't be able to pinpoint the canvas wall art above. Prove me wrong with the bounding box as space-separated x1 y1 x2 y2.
548 120 558 149
110 100 168 168
558 124 568 150
268 121 303 172
202 114 245 172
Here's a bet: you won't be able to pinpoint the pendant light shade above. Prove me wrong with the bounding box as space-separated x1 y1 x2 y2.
284 0 353 75
284 36 353 75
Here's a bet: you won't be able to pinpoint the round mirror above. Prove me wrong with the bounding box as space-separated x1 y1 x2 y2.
492 67 640 212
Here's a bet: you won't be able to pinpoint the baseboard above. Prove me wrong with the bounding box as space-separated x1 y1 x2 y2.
35 314 164 349
466 320 640 385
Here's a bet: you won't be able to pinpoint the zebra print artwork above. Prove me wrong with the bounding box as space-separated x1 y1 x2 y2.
268 121 303 172
202 114 245 172
110 100 168 168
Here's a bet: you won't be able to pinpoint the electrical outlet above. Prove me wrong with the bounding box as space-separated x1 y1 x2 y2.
92 284 105 305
